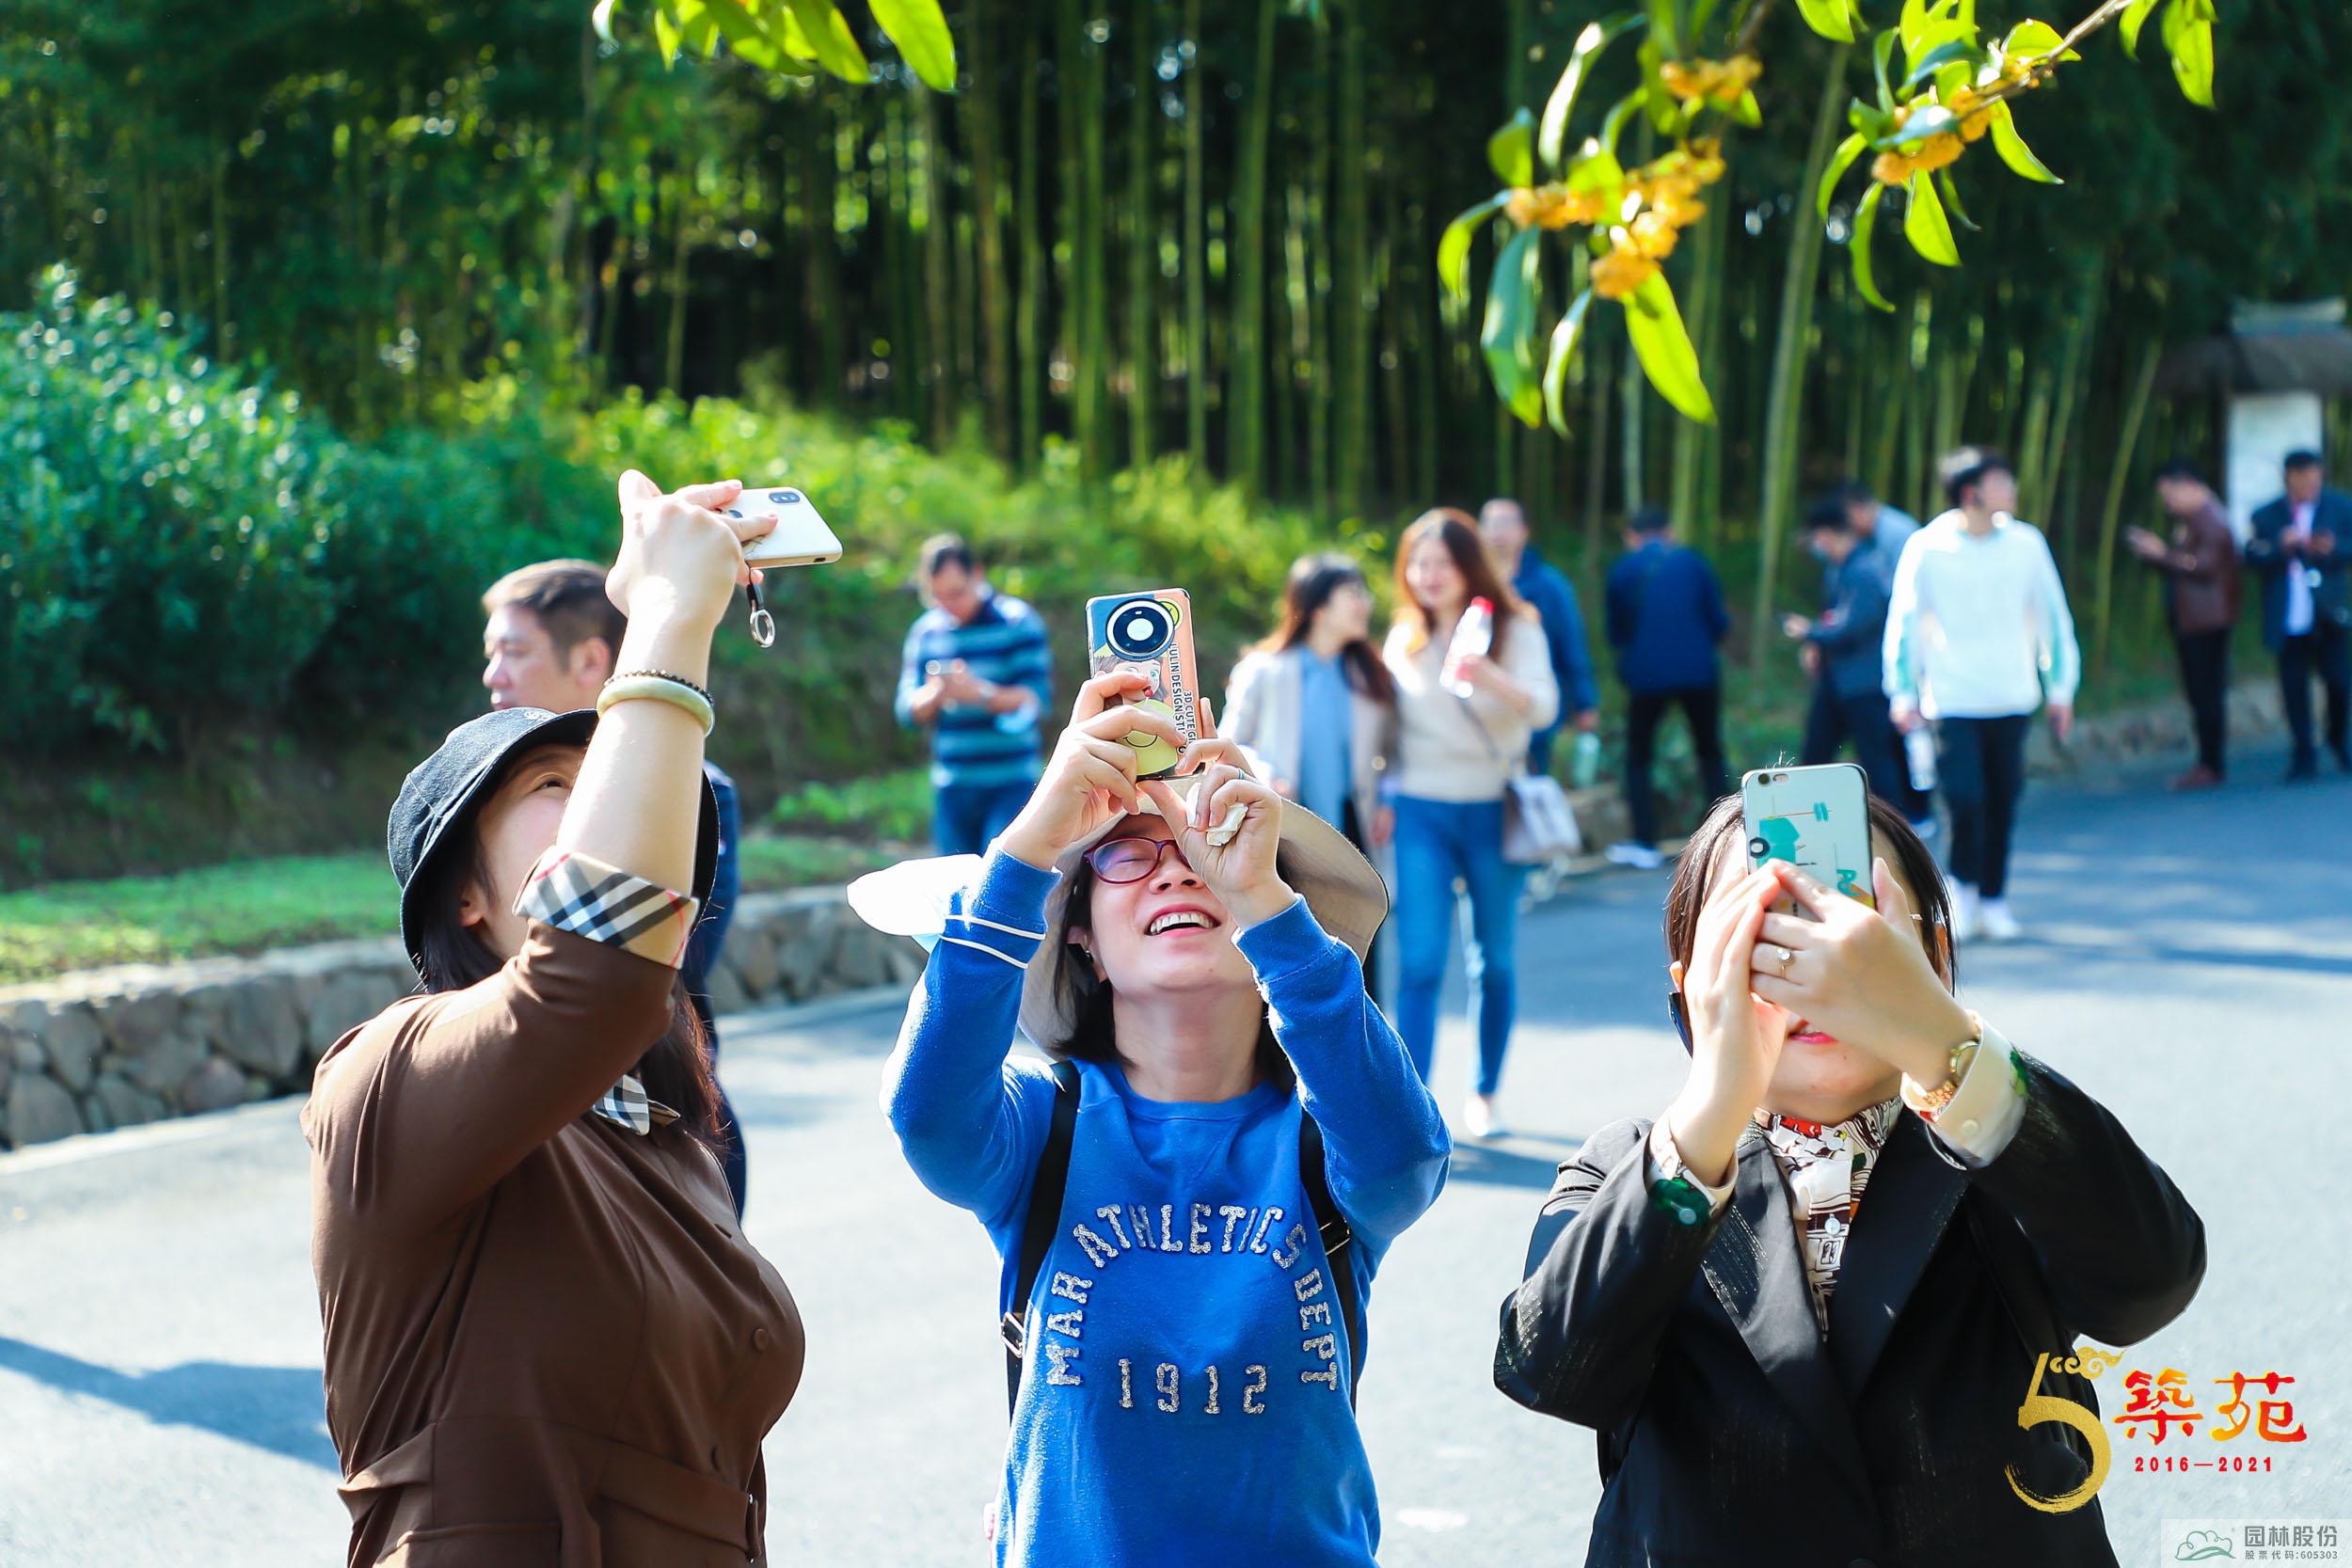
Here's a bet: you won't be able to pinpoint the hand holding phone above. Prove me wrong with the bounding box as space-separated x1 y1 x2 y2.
727 485 842 569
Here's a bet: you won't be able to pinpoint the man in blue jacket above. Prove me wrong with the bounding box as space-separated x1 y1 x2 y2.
2246 451 2352 779
1787 499 1903 806
1603 508 1730 869
1479 497 1600 775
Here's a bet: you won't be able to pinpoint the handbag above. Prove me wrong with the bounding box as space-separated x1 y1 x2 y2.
1454 688 1581 864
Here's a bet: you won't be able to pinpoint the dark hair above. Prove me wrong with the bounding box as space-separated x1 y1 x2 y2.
1663 792 1956 988
405 761 722 1143
482 559 625 663
1044 844 1290 1085
918 532 979 578
1393 507 1527 658
1629 506 1673 535
1259 553 1395 706
2153 458 2205 485
2284 450 2323 473
1938 446 2012 509
1833 478 1876 508
1804 498 1853 533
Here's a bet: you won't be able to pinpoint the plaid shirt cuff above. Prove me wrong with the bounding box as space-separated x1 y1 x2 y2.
515 848 701 969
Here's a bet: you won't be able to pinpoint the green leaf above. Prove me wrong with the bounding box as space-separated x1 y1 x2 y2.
1900 39 1978 93
1645 0 1679 57
1903 169 1959 265
1438 194 1510 301
1540 14 1645 169
1872 28 1900 113
1987 101 2061 182
2120 0 2163 57
594 0 623 46
1820 131 1868 220
1848 97 1896 140
701 0 796 71
653 3 682 66
781 0 871 82
1482 228 1547 427
1565 140 1628 213
2002 19 2074 61
671 0 721 58
1795 0 1856 42
1935 167 1978 230
1542 291 1597 436
870 0 959 90
1851 182 1895 310
1625 272 1714 423
2163 0 2215 106
1487 108 1537 188
1600 87 1649 155
1731 87 1762 127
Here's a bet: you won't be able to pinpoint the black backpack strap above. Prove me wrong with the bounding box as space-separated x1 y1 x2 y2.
1297 1112 1364 1406
1004 1060 1082 1418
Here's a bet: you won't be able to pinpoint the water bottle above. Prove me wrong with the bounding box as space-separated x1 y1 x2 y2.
1571 729 1602 790
1442 597 1495 698
1904 727 1938 792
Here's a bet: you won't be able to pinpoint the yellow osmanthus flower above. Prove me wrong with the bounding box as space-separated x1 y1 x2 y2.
1504 184 1610 230
1942 87 1997 143
1659 55 1762 106
1591 242 1659 300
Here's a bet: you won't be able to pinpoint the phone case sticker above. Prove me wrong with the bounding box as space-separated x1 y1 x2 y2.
1743 767 1874 908
1086 591 1200 779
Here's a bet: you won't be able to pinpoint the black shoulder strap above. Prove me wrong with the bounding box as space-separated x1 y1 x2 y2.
1005 1060 1082 1417
1298 1112 1365 1406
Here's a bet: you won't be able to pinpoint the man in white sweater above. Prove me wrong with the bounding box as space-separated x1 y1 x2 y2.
1883 448 2080 942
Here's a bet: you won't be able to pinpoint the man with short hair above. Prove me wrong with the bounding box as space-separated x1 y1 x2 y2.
895 534 1053 856
480 559 749 1214
1602 507 1730 870
1884 448 2080 943
2126 461 2242 789
1786 499 1903 807
2246 451 2352 779
1478 497 1599 777
1837 478 1921 567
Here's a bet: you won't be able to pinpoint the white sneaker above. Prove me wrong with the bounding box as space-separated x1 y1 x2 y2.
1464 1094 1504 1140
1605 842 1664 870
1950 882 1982 942
1979 899 2022 942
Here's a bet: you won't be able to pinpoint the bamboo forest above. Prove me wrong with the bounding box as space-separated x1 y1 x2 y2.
3 0 2351 870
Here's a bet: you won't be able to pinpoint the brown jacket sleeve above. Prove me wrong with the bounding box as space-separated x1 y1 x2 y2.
307 924 676 1238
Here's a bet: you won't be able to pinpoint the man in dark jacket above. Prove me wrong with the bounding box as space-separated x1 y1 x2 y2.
2126 461 2243 789
2246 451 2352 779
1480 496 1600 776
1788 499 1903 805
1603 508 1730 868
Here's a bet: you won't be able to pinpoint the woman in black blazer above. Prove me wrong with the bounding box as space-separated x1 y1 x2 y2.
1496 794 2203 1568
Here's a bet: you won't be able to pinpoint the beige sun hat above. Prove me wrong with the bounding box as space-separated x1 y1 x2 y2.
1015 769 1389 1048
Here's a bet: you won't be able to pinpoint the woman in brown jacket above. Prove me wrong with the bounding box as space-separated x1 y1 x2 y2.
306 471 803 1567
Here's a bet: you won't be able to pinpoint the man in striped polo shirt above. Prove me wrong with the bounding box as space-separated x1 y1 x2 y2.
895 534 1054 856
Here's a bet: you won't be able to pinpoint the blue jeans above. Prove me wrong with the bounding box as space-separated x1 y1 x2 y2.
1392 795 1523 1097
933 778 1036 857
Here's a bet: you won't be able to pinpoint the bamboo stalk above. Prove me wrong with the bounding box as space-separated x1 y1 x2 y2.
2092 337 2162 674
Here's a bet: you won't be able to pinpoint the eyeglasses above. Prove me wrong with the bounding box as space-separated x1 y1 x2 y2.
1085 836 1194 885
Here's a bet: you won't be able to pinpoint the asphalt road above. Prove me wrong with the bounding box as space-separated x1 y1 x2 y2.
4 744 2349 1566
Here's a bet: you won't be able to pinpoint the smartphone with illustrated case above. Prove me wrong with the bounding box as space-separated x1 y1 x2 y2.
1740 762 1874 912
1086 589 1201 780
728 485 843 570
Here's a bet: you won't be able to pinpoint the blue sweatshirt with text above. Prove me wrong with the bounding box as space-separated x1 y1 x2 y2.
880 849 1450 1567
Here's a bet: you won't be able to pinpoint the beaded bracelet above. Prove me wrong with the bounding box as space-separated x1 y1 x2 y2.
597 673 715 736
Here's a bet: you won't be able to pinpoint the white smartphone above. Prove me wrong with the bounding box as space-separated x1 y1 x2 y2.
728 484 842 569
1740 762 1874 911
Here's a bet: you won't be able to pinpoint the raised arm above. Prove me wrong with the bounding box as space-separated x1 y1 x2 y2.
310 473 777 1234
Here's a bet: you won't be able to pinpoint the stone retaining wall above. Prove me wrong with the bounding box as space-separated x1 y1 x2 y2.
0 679 2285 1153
0 889 921 1152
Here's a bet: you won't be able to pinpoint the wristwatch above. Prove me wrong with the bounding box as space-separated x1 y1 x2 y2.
1903 1011 1985 1120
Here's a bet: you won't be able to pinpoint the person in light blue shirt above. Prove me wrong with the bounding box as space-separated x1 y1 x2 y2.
878 670 1448 1568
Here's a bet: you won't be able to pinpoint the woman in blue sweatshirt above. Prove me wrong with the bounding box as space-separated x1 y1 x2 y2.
878 670 1450 1566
